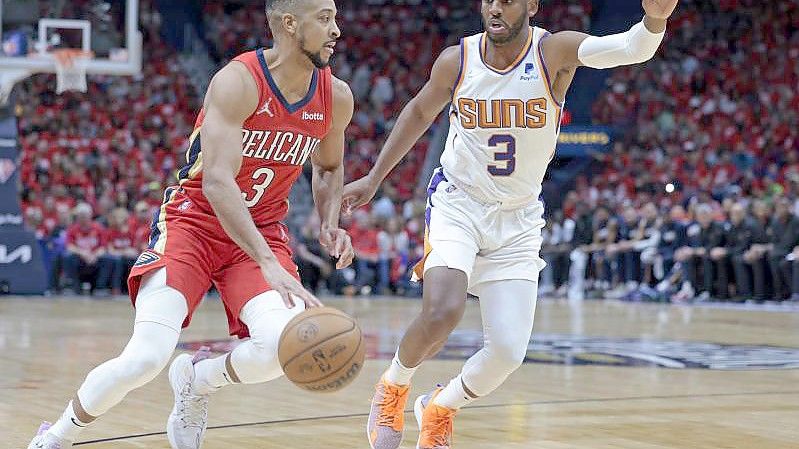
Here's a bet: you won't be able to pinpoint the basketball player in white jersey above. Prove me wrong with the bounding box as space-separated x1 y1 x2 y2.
344 1 679 447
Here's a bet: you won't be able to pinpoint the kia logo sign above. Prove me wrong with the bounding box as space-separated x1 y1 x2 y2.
0 244 31 264
0 158 15 184
0 214 23 225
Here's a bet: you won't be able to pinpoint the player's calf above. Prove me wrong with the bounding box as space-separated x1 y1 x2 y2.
411 267 469 362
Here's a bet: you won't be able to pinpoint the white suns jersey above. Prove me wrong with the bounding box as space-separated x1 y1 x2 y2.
441 27 563 206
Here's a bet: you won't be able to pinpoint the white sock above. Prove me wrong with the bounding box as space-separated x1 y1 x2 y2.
433 375 475 410
193 354 235 395
48 400 90 442
383 349 418 386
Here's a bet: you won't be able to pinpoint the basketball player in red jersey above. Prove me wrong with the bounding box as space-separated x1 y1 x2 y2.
28 1 353 449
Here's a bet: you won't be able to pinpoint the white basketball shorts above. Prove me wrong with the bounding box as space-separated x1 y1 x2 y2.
412 167 546 294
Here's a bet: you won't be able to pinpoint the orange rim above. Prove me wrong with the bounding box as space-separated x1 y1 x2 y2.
51 49 94 68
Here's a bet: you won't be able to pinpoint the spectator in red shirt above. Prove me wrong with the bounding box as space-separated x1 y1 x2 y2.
105 208 139 294
350 210 380 294
63 203 111 295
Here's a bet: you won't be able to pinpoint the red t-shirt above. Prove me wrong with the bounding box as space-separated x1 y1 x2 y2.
350 225 379 258
106 226 136 252
66 222 107 252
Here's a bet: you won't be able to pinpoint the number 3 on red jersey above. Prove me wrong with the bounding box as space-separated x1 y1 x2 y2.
242 167 275 207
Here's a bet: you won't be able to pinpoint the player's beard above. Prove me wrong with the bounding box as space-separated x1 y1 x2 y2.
484 14 528 45
299 36 329 68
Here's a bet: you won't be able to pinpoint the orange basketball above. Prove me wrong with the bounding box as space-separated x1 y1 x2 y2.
278 307 365 393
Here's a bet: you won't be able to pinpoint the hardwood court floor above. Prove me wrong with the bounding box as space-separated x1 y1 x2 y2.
2 296 798 448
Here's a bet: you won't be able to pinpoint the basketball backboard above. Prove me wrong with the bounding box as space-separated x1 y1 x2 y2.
0 0 142 99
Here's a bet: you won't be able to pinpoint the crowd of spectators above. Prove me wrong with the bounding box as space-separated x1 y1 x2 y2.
567 0 799 302
541 196 799 303
591 0 798 207
18 1 798 303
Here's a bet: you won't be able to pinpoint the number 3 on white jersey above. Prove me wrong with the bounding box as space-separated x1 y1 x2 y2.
242 167 275 207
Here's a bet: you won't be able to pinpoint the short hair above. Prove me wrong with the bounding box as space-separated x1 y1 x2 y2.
265 0 298 14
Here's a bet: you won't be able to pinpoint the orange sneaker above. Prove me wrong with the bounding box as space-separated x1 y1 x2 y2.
414 388 456 449
367 376 410 449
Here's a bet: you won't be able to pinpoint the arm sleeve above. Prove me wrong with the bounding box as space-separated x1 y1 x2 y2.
577 19 665 69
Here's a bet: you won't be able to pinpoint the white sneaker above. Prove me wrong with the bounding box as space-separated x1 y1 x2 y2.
27 422 72 449
605 285 628 300
656 280 671 294
167 348 213 449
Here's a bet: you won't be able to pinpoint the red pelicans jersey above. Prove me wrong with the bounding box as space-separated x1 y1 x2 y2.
130 49 332 339
176 48 333 227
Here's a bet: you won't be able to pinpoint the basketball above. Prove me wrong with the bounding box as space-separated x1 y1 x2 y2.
278 307 365 393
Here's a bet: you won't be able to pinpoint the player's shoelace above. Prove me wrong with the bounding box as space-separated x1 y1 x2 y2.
375 383 407 430
178 383 208 428
421 407 454 448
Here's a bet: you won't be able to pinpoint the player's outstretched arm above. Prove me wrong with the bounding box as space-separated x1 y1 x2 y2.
201 62 321 308
542 0 678 74
342 44 461 212
312 77 355 269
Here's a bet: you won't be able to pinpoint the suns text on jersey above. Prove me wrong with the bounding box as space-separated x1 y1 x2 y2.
456 97 549 129
241 129 321 166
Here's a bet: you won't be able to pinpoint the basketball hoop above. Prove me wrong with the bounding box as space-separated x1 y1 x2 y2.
51 49 94 94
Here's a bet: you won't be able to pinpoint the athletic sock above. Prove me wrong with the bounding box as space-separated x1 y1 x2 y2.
193 354 234 395
48 400 90 442
433 375 475 410
383 349 418 386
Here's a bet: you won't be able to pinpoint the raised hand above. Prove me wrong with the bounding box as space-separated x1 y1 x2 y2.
642 0 679 20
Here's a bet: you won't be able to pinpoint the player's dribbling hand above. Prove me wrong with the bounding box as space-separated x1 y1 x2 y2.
260 263 323 308
642 0 679 20
342 175 379 215
319 227 355 269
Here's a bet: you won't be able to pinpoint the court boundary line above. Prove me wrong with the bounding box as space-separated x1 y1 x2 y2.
73 390 799 445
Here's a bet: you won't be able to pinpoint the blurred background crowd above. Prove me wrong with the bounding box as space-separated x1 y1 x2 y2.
11 0 799 302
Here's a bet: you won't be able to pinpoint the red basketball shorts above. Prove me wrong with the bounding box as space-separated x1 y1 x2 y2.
128 189 298 339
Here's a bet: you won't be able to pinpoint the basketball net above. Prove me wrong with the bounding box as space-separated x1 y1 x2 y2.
52 49 93 94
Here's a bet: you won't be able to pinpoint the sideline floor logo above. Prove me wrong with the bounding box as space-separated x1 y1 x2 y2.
181 331 799 371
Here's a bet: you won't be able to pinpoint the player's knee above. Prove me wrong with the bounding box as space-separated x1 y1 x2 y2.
248 331 277 357
487 339 527 374
139 353 170 380
114 350 171 385
245 319 281 360
423 297 465 330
